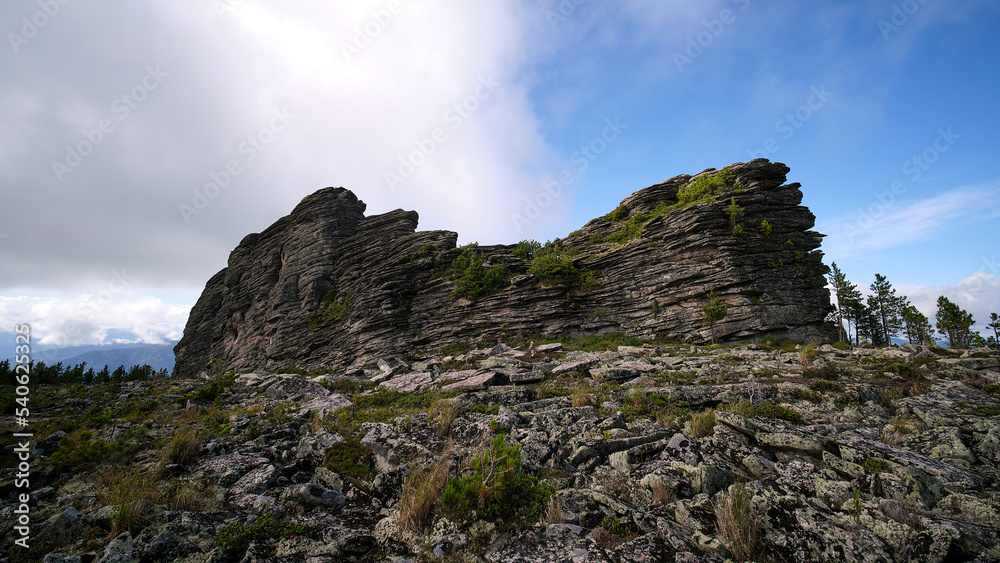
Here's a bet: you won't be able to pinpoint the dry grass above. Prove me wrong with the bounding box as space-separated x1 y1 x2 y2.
715 483 759 563
163 429 203 465
96 467 159 536
690 409 716 438
572 387 599 408
165 479 204 512
650 477 675 506
798 342 819 366
397 447 453 533
428 399 459 436
544 496 567 524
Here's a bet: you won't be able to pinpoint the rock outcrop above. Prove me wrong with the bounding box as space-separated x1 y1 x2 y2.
174 159 834 376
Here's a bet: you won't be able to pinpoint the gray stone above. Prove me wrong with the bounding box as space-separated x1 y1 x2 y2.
97 532 138 563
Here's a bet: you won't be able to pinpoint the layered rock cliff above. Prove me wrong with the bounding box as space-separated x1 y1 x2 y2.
174 159 834 376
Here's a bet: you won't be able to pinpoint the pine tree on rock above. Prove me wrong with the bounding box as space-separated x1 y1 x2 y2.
869 274 903 345
901 301 934 346
828 262 861 343
988 313 1000 351
935 296 975 349
702 289 728 345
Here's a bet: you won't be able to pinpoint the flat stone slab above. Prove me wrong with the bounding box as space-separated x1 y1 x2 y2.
552 359 597 375
377 372 435 393
441 370 502 391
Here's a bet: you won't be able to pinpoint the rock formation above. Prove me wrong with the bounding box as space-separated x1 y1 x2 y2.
174 159 834 376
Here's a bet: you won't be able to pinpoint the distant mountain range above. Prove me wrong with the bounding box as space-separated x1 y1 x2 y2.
2 339 177 373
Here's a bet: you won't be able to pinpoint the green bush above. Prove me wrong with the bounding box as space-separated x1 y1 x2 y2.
449 247 509 301
513 240 542 260
607 205 629 222
754 402 805 425
882 362 923 380
760 219 773 237
529 252 580 286
862 458 889 474
216 511 315 553
676 167 735 205
322 440 375 482
802 364 844 381
311 288 354 325
607 213 646 244
440 433 552 527
809 380 841 392
50 429 142 468
719 401 804 425
180 371 236 403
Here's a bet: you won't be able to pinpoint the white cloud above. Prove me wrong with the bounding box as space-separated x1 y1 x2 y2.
896 272 1000 335
0 295 190 346
818 183 1000 260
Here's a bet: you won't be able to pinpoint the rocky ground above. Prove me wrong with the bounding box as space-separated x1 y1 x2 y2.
3 337 1000 562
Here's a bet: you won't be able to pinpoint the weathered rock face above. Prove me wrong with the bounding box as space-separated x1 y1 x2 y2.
174 159 834 376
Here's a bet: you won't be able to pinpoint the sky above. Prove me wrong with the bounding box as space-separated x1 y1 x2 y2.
1 0 998 348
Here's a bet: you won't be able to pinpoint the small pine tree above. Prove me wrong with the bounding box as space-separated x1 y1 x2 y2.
988 313 1000 350
899 297 933 346
828 263 861 343
702 289 728 344
935 296 975 349
869 274 903 345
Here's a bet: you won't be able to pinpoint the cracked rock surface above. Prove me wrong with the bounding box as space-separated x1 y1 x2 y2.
4 341 1000 562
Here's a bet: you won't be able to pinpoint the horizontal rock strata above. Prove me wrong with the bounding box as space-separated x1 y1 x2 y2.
174 159 834 376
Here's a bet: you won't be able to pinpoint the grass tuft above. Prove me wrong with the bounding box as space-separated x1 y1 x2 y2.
715 483 759 562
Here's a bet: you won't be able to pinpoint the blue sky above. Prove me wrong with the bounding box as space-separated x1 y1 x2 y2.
1 0 998 346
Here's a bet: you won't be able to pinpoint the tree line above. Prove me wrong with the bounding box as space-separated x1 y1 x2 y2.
0 360 167 387
827 262 1000 349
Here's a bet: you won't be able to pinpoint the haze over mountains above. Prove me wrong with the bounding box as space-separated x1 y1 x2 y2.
0 337 176 373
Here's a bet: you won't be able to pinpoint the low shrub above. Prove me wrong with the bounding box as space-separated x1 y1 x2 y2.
863 457 889 475
802 364 844 381
529 251 582 286
677 167 736 205
216 510 315 553
512 239 542 260
449 247 509 301
593 516 636 550
719 400 804 425
322 440 375 483
607 205 629 222
809 380 841 392
754 402 805 425
440 433 552 527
